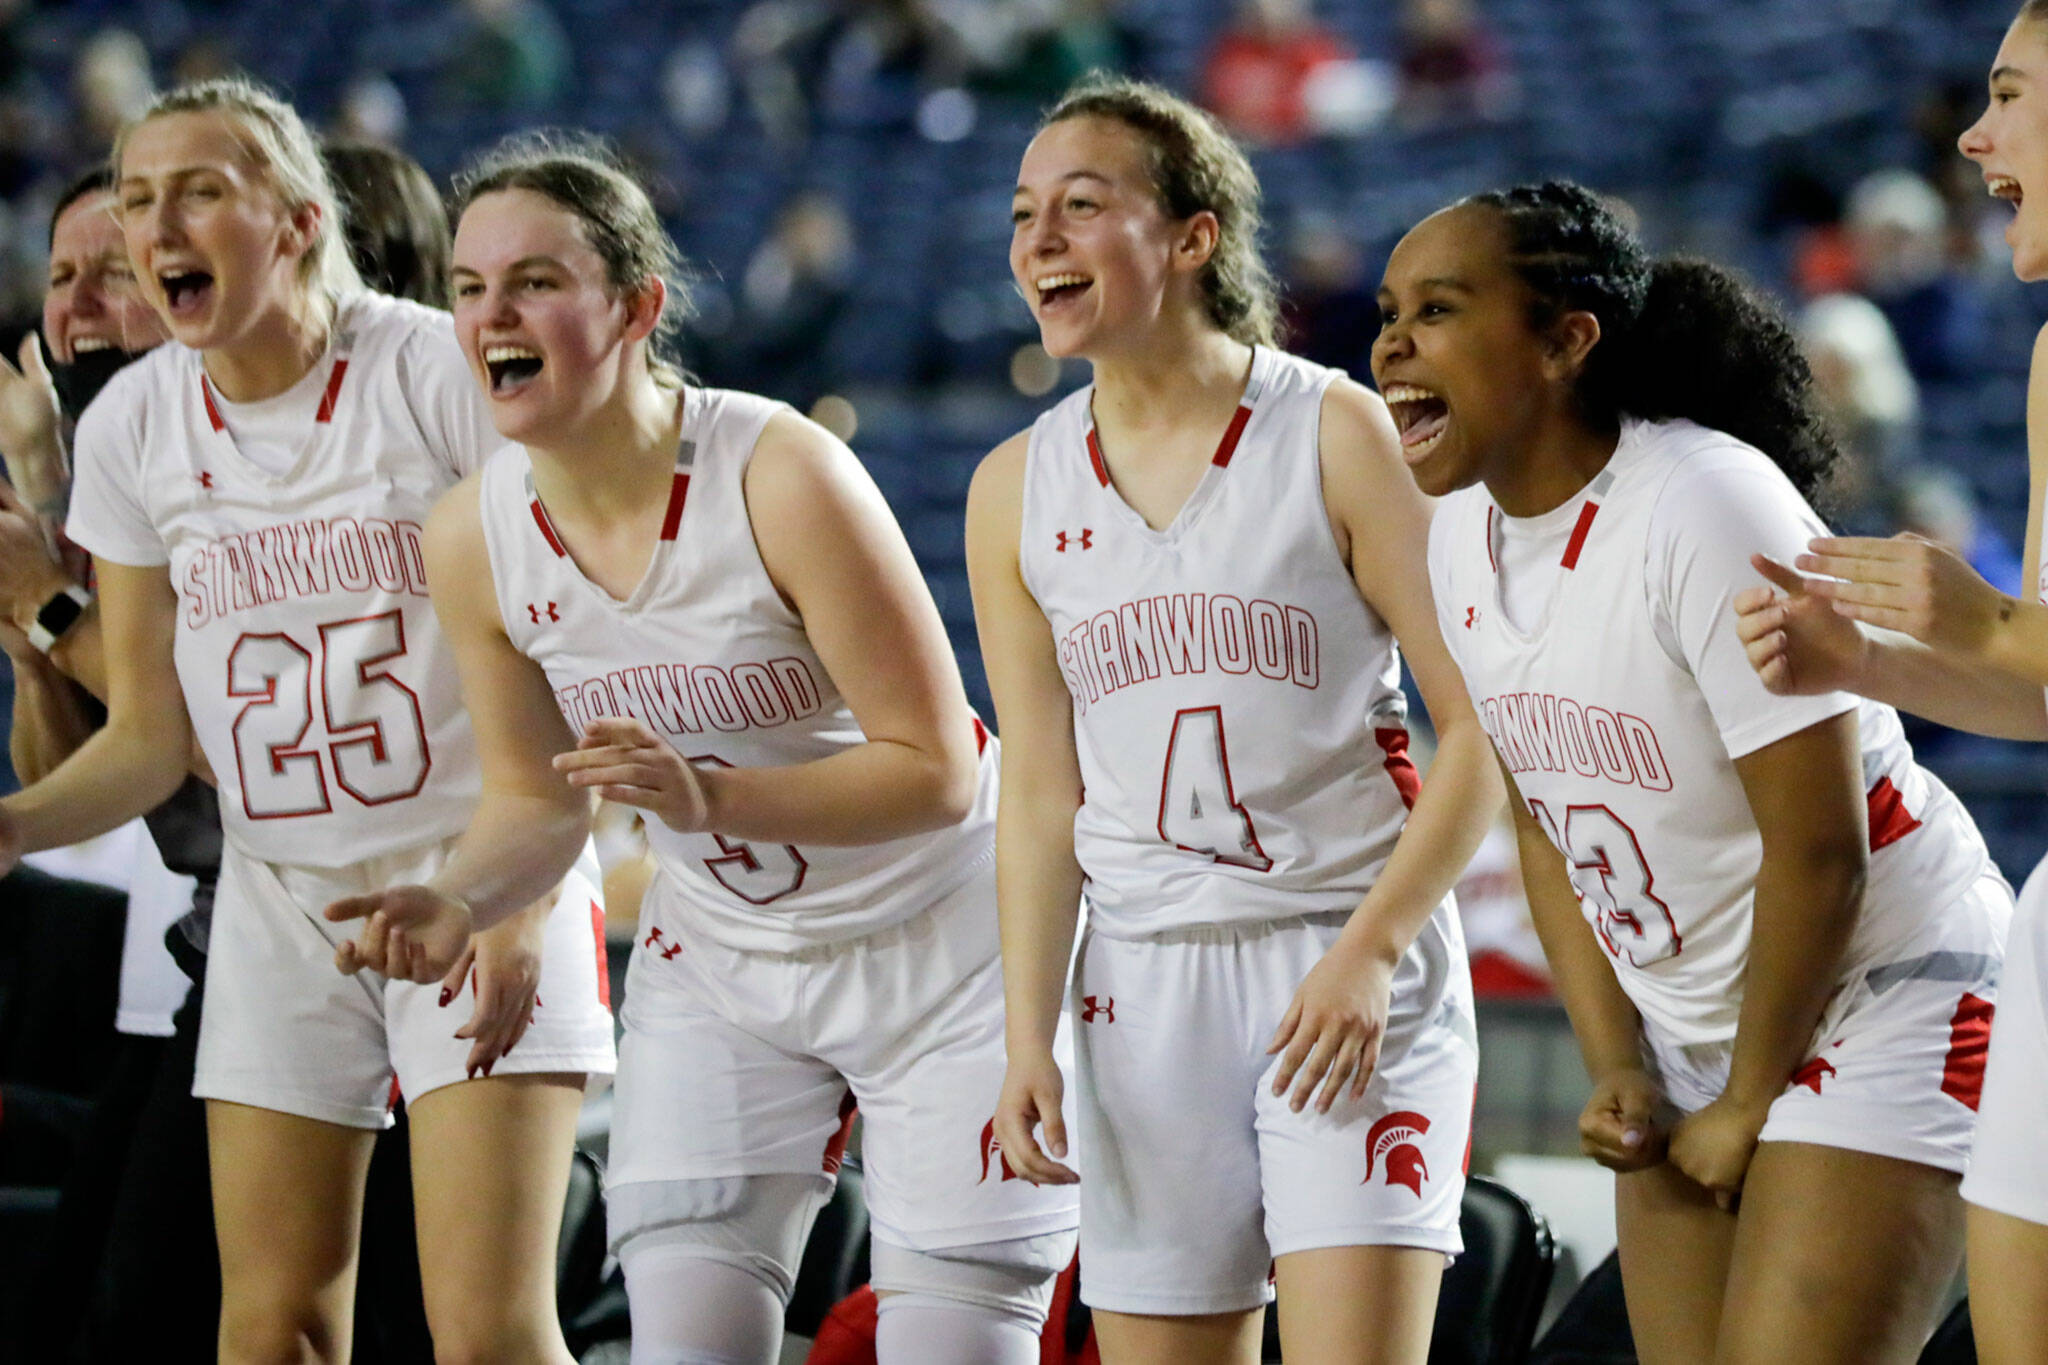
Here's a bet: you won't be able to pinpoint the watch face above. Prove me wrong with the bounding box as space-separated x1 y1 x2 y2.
36 589 86 638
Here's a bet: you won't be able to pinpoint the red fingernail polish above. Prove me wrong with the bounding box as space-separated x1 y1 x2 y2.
438 987 452 1007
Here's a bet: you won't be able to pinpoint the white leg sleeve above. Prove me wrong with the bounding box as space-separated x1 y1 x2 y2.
620 1239 785 1365
874 1295 1042 1365
867 1229 1074 1328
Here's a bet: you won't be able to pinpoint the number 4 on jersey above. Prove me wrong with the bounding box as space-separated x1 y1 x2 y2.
1158 706 1272 871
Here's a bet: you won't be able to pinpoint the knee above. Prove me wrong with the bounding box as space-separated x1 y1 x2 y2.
217 1299 345 1365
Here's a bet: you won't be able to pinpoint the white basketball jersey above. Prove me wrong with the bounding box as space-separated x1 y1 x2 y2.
1019 347 1426 938
1431 417 1994 1045
67 293 501 867
477 386 998 954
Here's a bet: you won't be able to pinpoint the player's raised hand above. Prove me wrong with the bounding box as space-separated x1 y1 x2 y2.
443 906 547 1078
553 716 713 833
325 883 474 983
1578 1066 1667 1173
992 1047 1079 1186
1733 554 1871 696
1790 533 2009 656
1668 1092 1768 1211
0 334 63 507
1268 937 1394 1115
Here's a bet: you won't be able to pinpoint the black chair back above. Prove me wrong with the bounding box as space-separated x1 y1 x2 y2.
1430 1174 1559 1365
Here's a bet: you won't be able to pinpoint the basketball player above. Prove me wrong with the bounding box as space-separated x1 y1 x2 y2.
322 136 1080 1365
0 78 614 1364
1378 181 2011 1364
1732 7 2048 1357
967 77 1495 1365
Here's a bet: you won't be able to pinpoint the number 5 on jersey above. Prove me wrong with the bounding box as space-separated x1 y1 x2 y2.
1158 706 1272 871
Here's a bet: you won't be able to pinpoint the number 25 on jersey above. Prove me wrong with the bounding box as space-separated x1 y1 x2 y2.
228 610 430 819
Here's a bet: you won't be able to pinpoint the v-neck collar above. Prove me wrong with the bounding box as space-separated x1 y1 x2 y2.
1082 344 1272 544
525 392 698 613
1483 427 1637 646
196 301 354 488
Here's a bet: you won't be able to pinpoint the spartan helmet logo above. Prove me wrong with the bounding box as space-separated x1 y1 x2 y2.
1364 1110 1433 1196
978 1118 1017 1183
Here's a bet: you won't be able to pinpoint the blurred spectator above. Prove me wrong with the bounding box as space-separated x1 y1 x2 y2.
966 0 1144 105
1800 291 1919 532
1395 0 1511 125
663 38 734 139
74 28 153 151
322 140 452 305
444 0 572 113
1279 213 1376 377
734 0 944 148
332 72 409 146
1846 168 1988 382
1199 0 1389 145
712 189 854 408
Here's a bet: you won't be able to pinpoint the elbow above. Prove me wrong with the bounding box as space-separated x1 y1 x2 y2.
1769 832 1869 919
926 745 983 830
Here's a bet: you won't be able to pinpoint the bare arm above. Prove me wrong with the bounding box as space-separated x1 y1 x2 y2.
1320 381 1503 966
4 641 97 784
560 411 980 845
0 558 191 865
968 430 1085 1184
967 431 1086 1057
1265 381 1504 1112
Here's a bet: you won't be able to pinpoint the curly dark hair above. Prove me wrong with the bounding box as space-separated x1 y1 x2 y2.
1043 75 1278 347
1470 181 1838 505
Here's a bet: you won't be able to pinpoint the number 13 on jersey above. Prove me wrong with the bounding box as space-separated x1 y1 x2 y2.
1158 706 1273 871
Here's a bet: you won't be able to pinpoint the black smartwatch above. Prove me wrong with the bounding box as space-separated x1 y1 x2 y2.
27 584 92 655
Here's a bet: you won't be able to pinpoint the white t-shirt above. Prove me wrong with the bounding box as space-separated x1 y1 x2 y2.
1432 416 1993 1045
66 291 505 868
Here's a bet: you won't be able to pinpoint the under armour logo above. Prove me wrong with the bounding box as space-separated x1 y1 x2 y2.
642 926 683 961
1790 1054 1836 1094
527 601 560 624
978 1119 1017 1183
1463 606 1477 629
1365 1110 1432 1196
1056 529 1094 553
1080 994 1115 1023
196 471 215 489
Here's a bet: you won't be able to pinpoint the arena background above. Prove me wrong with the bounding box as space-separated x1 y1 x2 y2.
0 0 2042 1356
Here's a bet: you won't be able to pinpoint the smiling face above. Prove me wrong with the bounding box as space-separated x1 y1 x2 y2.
1369 202 1565 496
1960 14 2048 281
451 187 649 446
1009 116 1204 360
44 189 168 363
115 109 316 350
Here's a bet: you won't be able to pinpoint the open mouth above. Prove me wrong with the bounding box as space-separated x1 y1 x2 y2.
1382 382 1450 462
69 337 116 354
159 270 214 315
1034 272 1093 311
1990 174 2025 209
484 344 544 396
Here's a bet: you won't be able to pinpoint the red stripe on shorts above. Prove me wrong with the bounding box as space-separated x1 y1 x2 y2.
822 1091 859 1174
1375 727 1421 810
590 900 610 1010
1943 992 1995 1111
1865 777 1922 853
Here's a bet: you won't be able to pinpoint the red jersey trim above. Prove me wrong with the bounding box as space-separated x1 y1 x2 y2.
200 378 226 432
1560 501 1601 570
315 359 349 423
529 499 568 557
1865 776 1922 852
1210 404 1254 468
1085 428 1111 487
658 472 692 541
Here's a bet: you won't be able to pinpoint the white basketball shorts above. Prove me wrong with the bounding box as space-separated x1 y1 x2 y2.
1072 903 1477 1316
1963 856 2048 1224
194 835 618 1128
1647 869 2010 1176
605 859 1080 1253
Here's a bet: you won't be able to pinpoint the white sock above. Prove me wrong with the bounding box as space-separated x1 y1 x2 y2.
874 1293 1041 1365
620 1241 784 1365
